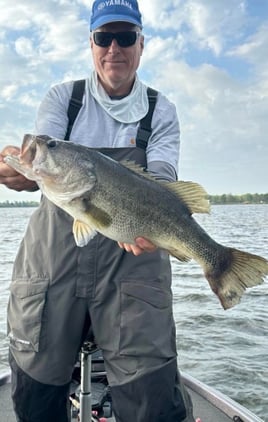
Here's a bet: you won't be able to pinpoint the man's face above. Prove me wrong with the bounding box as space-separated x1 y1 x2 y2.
90 21 144 96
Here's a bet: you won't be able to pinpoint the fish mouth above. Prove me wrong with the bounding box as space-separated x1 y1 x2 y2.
20 134 53 174
19 134 38 165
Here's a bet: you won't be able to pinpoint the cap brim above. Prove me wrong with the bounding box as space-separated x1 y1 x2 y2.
90 15 142 31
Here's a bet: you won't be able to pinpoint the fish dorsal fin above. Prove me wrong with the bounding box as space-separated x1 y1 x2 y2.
73 220 97 247
166 181 210 214
120 160 157 182
120 161 210 215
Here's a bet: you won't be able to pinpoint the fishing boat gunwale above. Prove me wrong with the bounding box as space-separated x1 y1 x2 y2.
181 372 264 422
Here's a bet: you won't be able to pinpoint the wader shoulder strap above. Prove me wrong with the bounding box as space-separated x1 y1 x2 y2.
65 81 158 149
136 87 158 150
65 79 86 140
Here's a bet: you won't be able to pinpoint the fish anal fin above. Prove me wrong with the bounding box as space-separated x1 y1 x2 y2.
167 181 210 214
167 248 192 262
73 220 97 247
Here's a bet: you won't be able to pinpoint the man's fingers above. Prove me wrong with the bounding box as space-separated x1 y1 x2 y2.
135 237 157 252
117 238 157 256
0 146 21 177
0 174 29 191
118 242 142 255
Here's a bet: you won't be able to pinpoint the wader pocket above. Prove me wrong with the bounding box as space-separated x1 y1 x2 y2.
120 281 176 358
7 278 49 352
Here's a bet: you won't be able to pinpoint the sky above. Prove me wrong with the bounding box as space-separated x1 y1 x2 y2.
0 0 268 202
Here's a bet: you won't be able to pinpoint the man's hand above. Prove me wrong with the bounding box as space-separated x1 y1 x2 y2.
118 237 157 256
0 146 38 192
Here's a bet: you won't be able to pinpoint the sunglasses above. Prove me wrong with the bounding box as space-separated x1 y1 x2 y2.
93 31 141 48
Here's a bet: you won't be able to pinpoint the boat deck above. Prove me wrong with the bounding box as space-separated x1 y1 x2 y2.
0 371 263 422
0 382 230 422
0 375 261 422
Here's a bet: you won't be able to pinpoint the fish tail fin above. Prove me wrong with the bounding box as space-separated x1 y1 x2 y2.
205 248 268 310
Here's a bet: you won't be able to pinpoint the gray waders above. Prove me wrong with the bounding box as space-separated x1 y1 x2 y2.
7 146 195 421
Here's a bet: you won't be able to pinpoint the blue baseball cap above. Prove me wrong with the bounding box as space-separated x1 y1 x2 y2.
90 0 142 31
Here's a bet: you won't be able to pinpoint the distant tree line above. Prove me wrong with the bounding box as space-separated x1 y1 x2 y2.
0 193 267 208
208 193 268 204
0 201 40 208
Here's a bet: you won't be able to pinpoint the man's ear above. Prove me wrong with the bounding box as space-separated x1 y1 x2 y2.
140 35 144 55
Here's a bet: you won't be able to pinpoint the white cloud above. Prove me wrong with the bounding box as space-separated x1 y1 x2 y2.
15 37 34 58
140 52 268 192
1 84 18 100
0 0 92 154
140 0 248 56
140 0 185 30
0 0 90 67
227 23 268 83
182 0 246 55
141 35 182 66
0 0 267 199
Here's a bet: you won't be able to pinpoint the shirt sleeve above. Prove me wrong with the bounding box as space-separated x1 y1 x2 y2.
146 92 180 181
34 81 73 139
147 160 177 182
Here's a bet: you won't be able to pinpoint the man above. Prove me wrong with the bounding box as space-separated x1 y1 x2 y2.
0 1 195 421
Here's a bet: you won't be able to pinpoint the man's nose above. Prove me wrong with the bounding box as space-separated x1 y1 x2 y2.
108 38 120 52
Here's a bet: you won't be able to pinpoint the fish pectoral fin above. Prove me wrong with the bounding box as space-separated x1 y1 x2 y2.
72 204 112 246
166 181 210 214
73 220 97 247
86 204 112 229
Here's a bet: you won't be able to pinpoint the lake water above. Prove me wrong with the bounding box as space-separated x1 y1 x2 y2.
0 205 267 420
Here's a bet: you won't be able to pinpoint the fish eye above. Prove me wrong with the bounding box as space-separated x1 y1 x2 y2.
47 140 57 148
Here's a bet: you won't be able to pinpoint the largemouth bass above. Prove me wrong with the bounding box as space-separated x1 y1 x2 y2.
5 134 268 310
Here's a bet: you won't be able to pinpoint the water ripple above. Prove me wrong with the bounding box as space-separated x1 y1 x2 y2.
0 205 267 419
